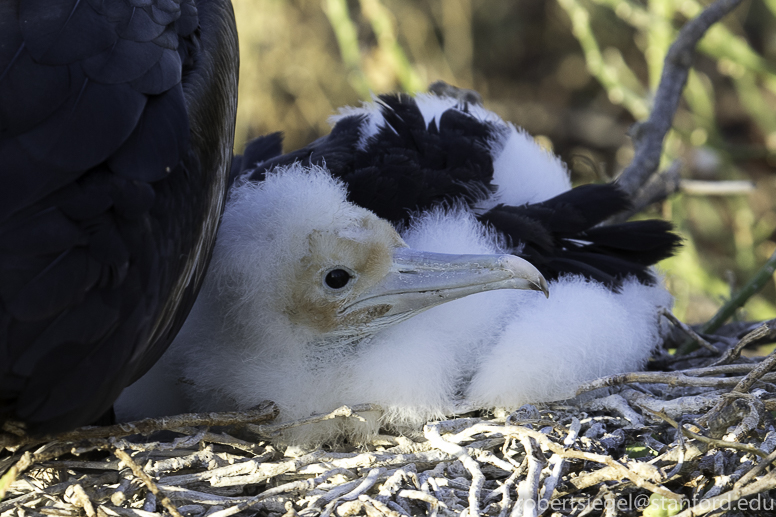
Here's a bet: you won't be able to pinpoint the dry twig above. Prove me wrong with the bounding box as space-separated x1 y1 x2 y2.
615 0 745 196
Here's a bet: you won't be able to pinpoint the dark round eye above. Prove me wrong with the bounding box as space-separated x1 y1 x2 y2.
325 268 352 289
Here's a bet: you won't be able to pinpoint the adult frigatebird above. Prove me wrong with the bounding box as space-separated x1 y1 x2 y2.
0 0 238 434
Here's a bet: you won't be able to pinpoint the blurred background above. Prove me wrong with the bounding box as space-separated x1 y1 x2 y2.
231 0 776 327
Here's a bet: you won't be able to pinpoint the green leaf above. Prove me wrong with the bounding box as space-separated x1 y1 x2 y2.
626 442 658 458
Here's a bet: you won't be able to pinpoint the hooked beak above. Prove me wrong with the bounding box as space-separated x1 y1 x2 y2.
340 248 549 326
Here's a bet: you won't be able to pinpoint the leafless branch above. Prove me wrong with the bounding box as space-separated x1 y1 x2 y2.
616 0 745 196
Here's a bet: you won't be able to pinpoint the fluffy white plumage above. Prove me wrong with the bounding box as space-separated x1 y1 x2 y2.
401 209 671 411
117 156 671 443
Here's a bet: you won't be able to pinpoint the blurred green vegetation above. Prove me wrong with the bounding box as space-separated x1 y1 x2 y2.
233 0 776 326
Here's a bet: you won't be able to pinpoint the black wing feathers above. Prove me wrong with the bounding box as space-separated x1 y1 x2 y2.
345 95 497 222
481 186 681 286
243 115 366 181
20 0 117 66
231 131 284 184
244 94 497 222
108 85 189 181
1 0 237 433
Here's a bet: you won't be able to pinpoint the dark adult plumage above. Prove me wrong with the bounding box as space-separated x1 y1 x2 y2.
0 0 238 434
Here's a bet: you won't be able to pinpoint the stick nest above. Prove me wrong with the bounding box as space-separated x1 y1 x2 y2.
3 319 776 517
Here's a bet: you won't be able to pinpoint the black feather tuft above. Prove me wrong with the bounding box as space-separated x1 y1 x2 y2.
480 184 681 287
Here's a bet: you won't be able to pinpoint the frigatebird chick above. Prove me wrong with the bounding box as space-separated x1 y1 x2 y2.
117 164 548 441
117 163 671 443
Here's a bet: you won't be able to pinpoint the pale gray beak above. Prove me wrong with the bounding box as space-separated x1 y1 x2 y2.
340 248 549 326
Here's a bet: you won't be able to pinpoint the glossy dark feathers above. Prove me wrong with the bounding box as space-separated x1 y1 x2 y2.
479 186 679 286
241 95 499 223
237 94 680 288
1 0 238 434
